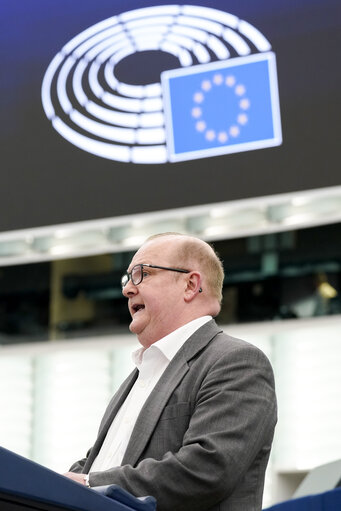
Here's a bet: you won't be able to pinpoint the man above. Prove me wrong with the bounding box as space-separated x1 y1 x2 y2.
65 233 277 511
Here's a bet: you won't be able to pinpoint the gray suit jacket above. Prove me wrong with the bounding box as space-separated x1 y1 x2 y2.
70 320 277 511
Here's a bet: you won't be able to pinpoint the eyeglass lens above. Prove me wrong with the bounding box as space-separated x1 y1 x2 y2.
131 264 142 285
121 264 142 288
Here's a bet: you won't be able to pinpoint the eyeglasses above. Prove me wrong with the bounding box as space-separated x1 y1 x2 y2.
121 264 190 288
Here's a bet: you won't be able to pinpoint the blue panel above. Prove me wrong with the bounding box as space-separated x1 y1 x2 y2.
162 52 282 161
0 446 151 511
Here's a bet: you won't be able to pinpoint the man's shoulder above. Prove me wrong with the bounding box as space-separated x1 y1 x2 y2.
181 319 272 371
207 328 260 355
195 321 272 366
195 319 257 352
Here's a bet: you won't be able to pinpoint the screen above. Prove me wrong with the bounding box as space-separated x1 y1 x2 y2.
1 0 340 232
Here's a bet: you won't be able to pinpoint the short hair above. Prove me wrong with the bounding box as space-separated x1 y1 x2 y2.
146 233 224 303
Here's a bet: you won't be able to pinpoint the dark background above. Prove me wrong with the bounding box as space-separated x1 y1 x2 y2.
1 0 340 233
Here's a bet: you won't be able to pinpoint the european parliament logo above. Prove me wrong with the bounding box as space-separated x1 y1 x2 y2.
42 5 283 164
162 52 282 162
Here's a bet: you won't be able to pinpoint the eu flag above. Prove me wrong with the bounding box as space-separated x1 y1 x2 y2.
161 52 282 162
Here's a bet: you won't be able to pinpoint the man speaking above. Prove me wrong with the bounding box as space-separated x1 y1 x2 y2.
65 233 277 511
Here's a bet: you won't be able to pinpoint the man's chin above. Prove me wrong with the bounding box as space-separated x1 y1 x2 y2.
129 317 142 335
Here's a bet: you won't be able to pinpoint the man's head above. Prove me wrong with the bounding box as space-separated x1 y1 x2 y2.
122 233 224 347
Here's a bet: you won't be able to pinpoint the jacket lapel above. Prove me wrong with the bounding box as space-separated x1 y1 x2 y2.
84 368 138 471
122 320 222 466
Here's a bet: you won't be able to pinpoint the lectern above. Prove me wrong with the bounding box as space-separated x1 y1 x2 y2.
0 447 156 511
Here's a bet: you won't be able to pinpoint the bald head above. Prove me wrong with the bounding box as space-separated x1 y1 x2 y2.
145 233 224 308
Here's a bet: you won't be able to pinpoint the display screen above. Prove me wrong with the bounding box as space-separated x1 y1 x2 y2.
1 0 340 232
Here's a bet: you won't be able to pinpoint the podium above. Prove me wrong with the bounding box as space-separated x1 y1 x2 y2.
264 487 341 510
0 447 156 511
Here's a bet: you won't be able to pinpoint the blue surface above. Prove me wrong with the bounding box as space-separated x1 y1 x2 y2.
0 446 154 511
264 487 341 511
95 485 156 511
163 52 281 161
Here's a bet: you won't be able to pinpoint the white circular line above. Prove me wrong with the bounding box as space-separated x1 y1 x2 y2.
56 56 75 114
72 26 126 59
160 40 193 67
96 41 131 65
207 35 230 60
192 42 211 64
171 25 208 44
139 112 165 128
62 16 121 54
41 52 64 118
182 5 239 29
178 15 223 36
101 93 142 113
103 59 119 90
166 32 197 51
70 110 136 144
72 59 89 107
53 117 131 162
131 145 167 164
86 102 140 127
124 15 175 30
238 20 271 51
110 46 136 66
120 5 181 22
223 28 251 56
129 25 169 38
82 32 129 61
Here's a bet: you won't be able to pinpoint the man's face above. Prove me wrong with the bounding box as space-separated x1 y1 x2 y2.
122 238 190 347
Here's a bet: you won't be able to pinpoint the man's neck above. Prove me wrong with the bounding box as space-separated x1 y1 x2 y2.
137 315 212 349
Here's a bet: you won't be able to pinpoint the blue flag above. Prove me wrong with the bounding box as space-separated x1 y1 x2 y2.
161 52 282 162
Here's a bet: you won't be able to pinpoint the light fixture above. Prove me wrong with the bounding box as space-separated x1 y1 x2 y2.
0 185 340 266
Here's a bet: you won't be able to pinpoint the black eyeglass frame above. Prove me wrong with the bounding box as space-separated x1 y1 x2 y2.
121 264 190 288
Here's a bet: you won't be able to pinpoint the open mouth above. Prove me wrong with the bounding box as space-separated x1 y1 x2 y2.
132 304 145 314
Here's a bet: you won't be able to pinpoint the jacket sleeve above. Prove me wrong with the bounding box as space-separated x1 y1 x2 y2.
69 456 87 473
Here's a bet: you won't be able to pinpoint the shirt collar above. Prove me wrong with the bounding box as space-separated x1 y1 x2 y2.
133 316 212 366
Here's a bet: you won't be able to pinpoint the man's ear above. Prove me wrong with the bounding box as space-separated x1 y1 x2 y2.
184 272 202 302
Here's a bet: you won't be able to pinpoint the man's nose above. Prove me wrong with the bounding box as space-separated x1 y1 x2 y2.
122 278 138 297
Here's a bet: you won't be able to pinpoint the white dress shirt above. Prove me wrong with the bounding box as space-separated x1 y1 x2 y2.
89 316 211 473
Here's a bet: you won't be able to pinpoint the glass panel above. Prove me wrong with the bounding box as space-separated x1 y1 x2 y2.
274 325 341 471
0 356 34 457
32 351 111 472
